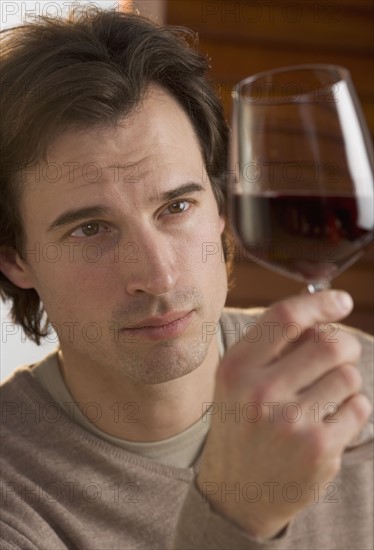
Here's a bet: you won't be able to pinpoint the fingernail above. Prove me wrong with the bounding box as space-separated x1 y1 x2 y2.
334 291 353 312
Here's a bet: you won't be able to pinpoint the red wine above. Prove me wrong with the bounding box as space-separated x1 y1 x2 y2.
232 193 373 283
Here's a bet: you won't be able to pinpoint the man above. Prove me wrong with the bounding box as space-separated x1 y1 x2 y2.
0 8 372 550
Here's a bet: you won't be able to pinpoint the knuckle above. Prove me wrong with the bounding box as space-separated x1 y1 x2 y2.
277 418 300 440
250 380 279 405
305 427 330 463
349 335 362 361
318 334 361 366
339 332 362 361
326 456 342 479
304 329 318 346
318 339 342 363
271 300 295 325
337 364 362 391
349 394 372 423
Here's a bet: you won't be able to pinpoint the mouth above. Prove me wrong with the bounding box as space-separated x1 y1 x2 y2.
121 310 195 341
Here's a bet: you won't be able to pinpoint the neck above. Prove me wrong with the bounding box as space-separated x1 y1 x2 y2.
57 338 220 442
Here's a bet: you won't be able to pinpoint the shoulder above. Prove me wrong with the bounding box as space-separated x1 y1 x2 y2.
0 364 34 403
1 350 58 394
0 352 59 434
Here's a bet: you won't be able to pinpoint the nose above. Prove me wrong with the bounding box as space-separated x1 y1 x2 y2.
124 230 179 296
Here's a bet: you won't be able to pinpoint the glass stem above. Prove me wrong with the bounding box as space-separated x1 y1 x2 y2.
307 280 331 293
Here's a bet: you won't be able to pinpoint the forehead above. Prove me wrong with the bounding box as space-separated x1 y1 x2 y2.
45 85 200 167
20 86 207 219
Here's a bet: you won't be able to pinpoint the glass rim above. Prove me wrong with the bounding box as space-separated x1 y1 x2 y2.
235 63 351 91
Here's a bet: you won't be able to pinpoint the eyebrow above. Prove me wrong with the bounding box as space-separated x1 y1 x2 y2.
147 182 206 205
47 182 206 232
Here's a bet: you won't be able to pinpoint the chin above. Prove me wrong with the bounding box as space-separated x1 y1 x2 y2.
117 341 209 385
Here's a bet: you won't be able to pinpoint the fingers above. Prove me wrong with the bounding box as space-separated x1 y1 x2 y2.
269 329 362 394
324 393 372 453
299 364 362 415
226 290 354 369
221 291 356 390
258 290 353 363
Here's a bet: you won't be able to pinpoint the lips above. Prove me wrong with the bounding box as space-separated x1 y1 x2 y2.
120 310 195 342
123 311 192 329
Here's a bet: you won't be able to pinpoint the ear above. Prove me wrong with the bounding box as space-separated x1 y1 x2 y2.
0 247 35 289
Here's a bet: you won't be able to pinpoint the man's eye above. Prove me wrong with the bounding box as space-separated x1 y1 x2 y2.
70 223 109 238
166 201 190 214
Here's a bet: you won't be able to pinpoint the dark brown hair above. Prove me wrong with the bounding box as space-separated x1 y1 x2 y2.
0 7 235 344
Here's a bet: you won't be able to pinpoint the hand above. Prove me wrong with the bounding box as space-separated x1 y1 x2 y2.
196 291 372 540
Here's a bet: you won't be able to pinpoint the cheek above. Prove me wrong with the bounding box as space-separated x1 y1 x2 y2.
188 221 227 274
32 259 117 314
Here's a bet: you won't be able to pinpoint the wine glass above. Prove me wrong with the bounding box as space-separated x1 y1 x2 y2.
229 64 374 293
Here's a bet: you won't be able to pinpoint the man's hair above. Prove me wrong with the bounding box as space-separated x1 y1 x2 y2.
0 7 235 344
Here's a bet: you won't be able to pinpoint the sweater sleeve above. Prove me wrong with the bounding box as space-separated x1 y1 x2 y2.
0 520 40 550
172 481 292 550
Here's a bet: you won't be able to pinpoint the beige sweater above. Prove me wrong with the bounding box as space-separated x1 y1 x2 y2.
1 308 373 550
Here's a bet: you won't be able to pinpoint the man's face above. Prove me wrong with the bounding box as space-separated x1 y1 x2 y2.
17 86 228 383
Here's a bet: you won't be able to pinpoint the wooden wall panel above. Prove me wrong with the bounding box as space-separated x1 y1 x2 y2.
167 0 374 131
226 248 374 334
166 0 374 333
168 0 373 53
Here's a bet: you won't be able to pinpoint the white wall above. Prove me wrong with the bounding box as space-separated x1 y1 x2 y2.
0 1 134 381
